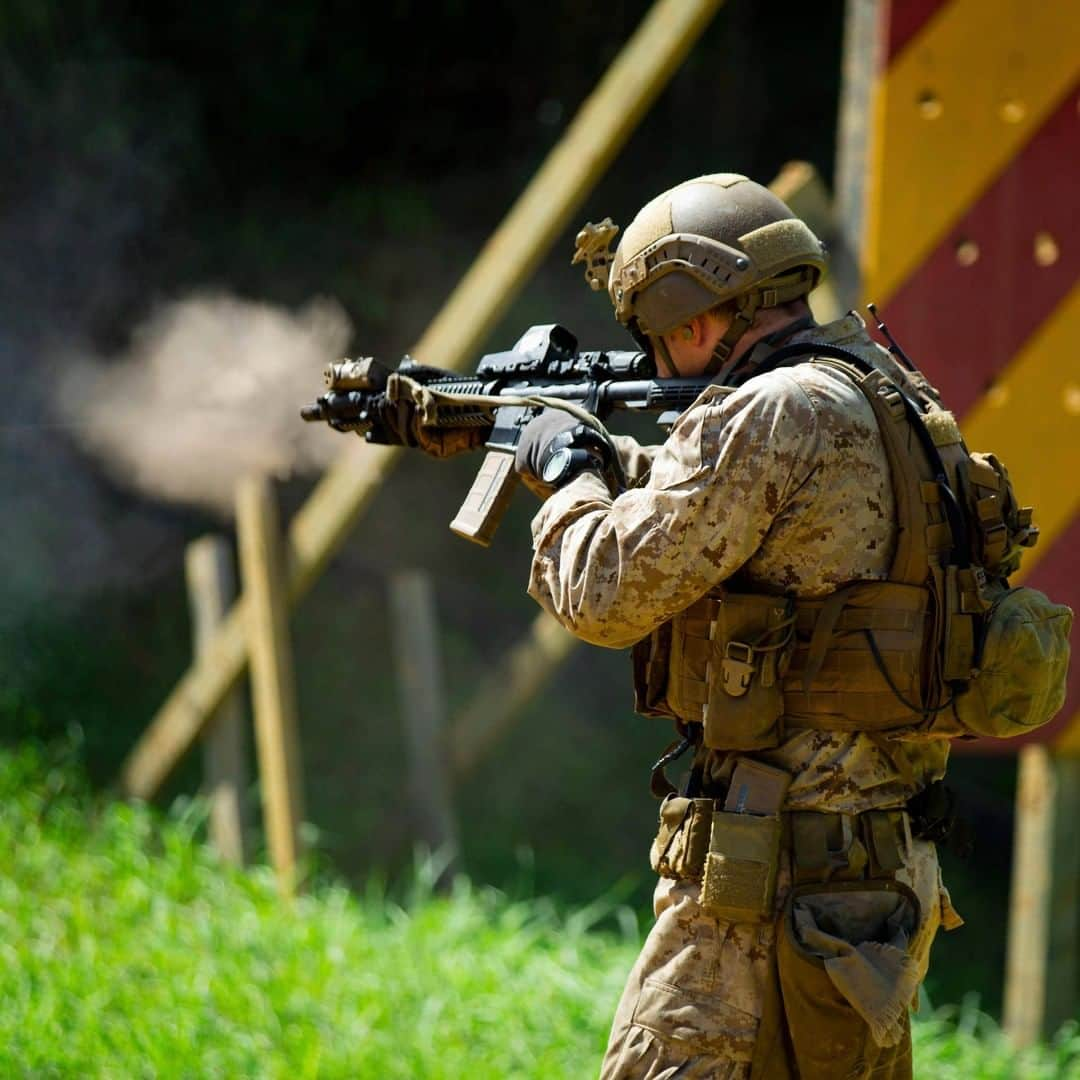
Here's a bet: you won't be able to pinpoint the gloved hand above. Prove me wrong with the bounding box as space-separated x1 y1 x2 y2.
514 409 610 496
380 373 490 459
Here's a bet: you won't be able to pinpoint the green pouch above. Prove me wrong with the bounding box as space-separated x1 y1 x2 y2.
649 795 713 880
702 594 795 751
700 809 782 923
951 585 1072 738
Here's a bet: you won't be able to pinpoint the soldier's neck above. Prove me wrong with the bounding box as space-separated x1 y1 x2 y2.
721 314 819 386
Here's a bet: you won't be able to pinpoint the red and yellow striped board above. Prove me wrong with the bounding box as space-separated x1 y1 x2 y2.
859 0 1080 751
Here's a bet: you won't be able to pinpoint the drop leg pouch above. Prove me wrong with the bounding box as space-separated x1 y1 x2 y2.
776 881 920 1080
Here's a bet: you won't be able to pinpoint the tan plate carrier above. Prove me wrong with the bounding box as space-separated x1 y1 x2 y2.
633 351 1071 749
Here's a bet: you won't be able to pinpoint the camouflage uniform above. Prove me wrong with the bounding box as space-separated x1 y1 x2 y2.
526 313 962 1078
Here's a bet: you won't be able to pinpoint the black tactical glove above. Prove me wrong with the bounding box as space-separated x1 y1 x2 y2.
514 409 611 494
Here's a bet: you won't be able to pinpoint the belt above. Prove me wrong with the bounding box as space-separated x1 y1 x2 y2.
651 797 912 887
788 807 911 885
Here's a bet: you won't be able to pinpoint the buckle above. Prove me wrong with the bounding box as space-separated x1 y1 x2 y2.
721 640 756 698
876 382 906 420
724 641 754 664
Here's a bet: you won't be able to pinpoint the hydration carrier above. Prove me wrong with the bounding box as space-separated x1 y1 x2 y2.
633 342 1072 744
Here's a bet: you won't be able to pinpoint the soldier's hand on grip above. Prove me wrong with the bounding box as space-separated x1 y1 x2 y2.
514 409 611 497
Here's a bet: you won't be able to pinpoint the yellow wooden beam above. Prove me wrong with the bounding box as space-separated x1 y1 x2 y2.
1002 745 1080 1042
185 535 249 866
864 0 1080 303
237 475 305 896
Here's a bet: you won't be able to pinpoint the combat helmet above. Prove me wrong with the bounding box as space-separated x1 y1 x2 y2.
573 174 828 376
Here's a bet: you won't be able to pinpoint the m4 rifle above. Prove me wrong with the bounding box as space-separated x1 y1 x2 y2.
301 324 708 545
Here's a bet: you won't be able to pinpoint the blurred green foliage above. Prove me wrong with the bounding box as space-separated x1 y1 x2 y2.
2 744 1077 1078
0 583 191 784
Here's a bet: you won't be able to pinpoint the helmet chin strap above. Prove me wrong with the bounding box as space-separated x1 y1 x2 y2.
655 336 682 378
703 268 817 383
703 292 760 381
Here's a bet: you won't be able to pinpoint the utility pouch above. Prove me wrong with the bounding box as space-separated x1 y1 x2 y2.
776 880 920 1080
700 809 782 923
668 592 795 750
649 795 713 880
947 584 1072 738
723 757 792 815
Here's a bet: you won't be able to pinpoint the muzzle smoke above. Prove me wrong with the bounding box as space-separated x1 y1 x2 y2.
59 293 352 515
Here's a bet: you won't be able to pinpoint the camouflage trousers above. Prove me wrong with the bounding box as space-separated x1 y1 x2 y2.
599 840 957 1080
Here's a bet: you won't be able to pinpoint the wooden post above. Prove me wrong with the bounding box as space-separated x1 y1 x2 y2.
451 612 578 780
1003 745 1080 1046
120 0 724 801
389 571 460 878
185 536 250 865
236 475 305 895
832 0 883 309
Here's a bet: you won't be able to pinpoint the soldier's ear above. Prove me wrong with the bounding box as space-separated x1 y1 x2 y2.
687 313 714 347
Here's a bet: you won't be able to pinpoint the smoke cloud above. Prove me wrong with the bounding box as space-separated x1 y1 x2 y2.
59 293 352 516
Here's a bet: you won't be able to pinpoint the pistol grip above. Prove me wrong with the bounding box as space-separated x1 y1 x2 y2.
449 450 519 546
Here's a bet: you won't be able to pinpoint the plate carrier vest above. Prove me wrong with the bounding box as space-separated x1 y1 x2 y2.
631 344 1072 749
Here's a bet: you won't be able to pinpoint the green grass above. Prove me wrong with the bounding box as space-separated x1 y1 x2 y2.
0 743 1077 1079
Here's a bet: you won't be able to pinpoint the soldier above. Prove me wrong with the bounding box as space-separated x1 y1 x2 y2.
373 170 1065 1077
511 174 966 1080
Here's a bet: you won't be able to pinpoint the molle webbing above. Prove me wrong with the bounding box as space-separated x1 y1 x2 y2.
666 585 933 735
667 593 794 714
650 795 910 887
785 584 929 731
